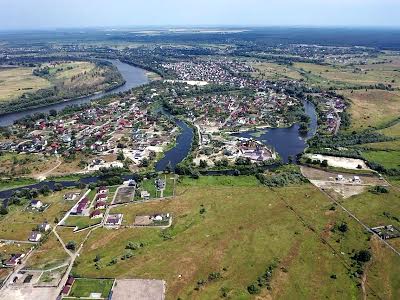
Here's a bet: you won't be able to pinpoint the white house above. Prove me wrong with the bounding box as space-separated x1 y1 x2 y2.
31 200 43 209
28 232 42 242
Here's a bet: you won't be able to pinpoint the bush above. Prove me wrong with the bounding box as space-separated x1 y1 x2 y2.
66 241 76 251
247 284 261 294
354 250 371 263
337 222 348 233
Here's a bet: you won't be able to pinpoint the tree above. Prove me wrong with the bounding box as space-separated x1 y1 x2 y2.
320 160 329 168
354 250 371 263
49 109 57 117
337 222 348 233
140 158 149 168
39 184 50 195
66 241 76 251
164 161 173 173
117 151 125 161
0 207 8 215
247 284 260 294
54 183 63 191
199 160 208 169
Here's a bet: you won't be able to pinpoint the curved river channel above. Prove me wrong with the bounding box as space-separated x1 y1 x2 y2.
0 60 317 199
0 60 149 127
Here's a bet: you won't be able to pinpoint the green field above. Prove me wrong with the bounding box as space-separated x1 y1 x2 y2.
0 66 51 102
72 177 400 299
363 150 400 169
340 90 400 130
63 216 101 230
68 278 114 298
26 232 70 270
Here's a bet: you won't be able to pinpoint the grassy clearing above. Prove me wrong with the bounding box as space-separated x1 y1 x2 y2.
0 190 79 240
55 227 88 250
294 61 400 89
71 177 399 299
179 175 259 187
69 278 114 298
0 66 51 102
339 90 400 130
363 150 400 169
26 232 69 270
0 152 58 178
0 177 38 192
343 188 400 228
251 62 303 81
0 242 32 258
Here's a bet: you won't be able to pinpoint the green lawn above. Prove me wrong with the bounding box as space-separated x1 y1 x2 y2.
363 150 400 169
72 177 399 299
69 278 114 298
63 216 101 230
0 177 38 192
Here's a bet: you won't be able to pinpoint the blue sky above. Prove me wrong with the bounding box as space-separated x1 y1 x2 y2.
1 0 399 29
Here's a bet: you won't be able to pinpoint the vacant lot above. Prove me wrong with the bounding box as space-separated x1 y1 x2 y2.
0 152 58 178
251 62 303 81
339 90 400 130
73 177 399 299
114 186 136 204
294 61 400 89
69 278 114 298
63 216 101 230
112 279 165 300
0 66 51 102
25 232 69 270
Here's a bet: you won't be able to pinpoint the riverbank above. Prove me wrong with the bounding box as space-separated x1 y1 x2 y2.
0 60 149 127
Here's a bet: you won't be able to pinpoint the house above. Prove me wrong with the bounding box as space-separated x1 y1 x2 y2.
105 214 123 227
39 221 51 232
90 210 103 219
141 191 150 200
62 276 75 296
95 201 106 209
97 186 108 194
96 193 108 201
71 197 89 215
4 254 25 267
28 231 42 242
128 180 137 187
155 179 166 191
30 199 43 209
64 192 79 201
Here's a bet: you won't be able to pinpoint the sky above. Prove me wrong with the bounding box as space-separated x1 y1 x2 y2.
0 0 399 30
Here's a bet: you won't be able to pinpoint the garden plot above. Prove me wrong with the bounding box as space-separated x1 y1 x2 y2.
113 186 136 204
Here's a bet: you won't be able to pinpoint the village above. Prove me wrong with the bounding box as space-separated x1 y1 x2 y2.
0 175 175 299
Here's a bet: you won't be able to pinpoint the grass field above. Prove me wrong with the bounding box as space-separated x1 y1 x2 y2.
0 152 58 178
25 232 69 270
294 61 400 89
0 66 51 102
251 62 303 81
72 177 400 299
68 278 114 298
362 150 400 169
0 177 38 192
55 227 88 251
339 90 400 130
380 122 400 138
63 216 101 230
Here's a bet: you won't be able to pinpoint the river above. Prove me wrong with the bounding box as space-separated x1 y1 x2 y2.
232 100 317 163
0 60 149 127
0 61 317 198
